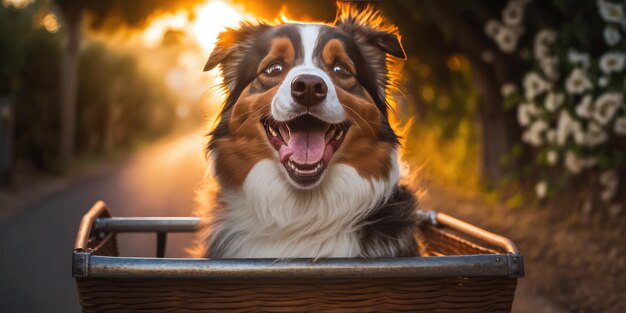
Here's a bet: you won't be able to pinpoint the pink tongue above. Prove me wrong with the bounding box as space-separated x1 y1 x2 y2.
278 130 326 164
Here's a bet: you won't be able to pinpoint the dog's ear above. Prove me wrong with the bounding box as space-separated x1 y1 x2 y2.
371 31 406 60
204 27 241 72
335 4 406 60
203 23 270 91
335 4 405 96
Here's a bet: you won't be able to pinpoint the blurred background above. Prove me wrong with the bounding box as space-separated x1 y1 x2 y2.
0 0 624 312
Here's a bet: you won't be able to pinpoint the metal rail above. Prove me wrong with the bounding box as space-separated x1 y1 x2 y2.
81 253 523 279
89 211 519 253
93 217 199 233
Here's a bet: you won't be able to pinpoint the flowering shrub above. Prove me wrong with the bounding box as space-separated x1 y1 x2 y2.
485 0 625 214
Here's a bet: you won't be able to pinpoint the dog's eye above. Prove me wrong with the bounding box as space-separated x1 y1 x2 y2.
332 63 352 76
265 62 283 76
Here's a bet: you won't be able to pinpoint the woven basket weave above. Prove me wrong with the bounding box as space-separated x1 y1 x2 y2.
73 201 524 313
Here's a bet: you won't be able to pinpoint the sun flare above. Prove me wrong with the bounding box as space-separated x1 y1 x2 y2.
142 0 248 53
192 1 244 52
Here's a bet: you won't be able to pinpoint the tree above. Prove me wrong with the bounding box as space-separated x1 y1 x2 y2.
53 0 203 169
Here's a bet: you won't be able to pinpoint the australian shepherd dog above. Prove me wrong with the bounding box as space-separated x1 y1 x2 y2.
194 5 420 259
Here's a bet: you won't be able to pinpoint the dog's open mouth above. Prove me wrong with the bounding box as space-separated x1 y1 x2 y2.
262 115 349 188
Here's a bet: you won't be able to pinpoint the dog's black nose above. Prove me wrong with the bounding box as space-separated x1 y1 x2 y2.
291 75 327 107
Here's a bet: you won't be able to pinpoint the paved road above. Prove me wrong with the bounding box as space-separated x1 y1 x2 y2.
0 131 206 313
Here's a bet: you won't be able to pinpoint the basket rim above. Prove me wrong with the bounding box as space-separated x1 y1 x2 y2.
73 253 524 279
72 201 525 280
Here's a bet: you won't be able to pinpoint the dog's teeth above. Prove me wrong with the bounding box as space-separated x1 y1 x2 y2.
325 127 336 142
335 129 343 141
279 124 290 142
269 126 278 137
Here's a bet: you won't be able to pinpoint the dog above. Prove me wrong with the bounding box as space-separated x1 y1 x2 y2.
194 4 420 259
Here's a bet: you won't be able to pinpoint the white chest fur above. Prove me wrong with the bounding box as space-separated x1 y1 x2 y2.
210 159 398 258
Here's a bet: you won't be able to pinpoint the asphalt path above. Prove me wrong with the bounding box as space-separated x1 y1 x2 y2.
0 131 206 313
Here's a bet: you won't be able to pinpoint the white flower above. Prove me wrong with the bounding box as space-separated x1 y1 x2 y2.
599 170 619 204
485 19 501 38
614 116 626 135
556 111 583 145
601 188 616 202
501 83 518 97
600 170 619 189
565 68 593 95
599 52 626 74
593 92 623 125
522 120 548 146
573 121 586 145
502 2 525 26
540 56 560 81
517 102 538 126
534 29 557 59
495 26 520 53
535 180 547 199
546 130 556 144
598 0 625 24
547 150 558 165
524 72 551 99
598 76 610 88
575 95 594 118
567 49 590 68
545 92 564 112
583 122 608 146
603 26 622 46
564 151 585 174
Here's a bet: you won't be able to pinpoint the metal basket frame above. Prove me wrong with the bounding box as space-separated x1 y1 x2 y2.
72 201 524 280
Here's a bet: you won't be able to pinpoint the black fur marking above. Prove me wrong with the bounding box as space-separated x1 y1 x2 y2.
358 185 420 257
314 25 399 145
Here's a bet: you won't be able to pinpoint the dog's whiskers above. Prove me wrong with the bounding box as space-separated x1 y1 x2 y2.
344 105 377 135
233 103 271 133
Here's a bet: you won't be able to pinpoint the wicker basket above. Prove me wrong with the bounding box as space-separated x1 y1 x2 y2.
73 201 524 312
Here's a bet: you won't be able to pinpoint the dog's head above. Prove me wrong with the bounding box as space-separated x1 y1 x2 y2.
205 5 405 190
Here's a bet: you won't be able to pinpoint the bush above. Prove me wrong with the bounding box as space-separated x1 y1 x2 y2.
1 3 176 173
76 43 175 154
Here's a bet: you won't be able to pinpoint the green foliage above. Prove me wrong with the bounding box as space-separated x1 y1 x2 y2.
76 43 175 153
1 2 177 172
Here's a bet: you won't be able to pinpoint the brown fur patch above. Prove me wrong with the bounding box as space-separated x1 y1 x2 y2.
322 39 356 73
335 87 394 180
257 37 295 74
213 37 297 188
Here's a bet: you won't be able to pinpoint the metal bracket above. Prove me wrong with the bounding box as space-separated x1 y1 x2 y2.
506 253 525 278
72 251 90 278
416 210 438 226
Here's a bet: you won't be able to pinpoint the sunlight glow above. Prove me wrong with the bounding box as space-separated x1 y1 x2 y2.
139 1 251 119
142 0 246 53
42 12 59 33
192 1 243 52
142 12 189 47
2 0 33 9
